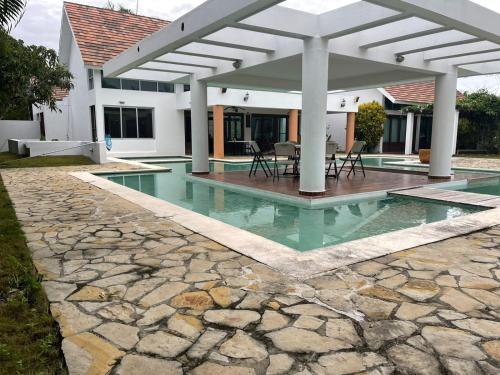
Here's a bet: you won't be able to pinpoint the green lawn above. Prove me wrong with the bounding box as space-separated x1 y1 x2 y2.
0 175 66 374
0 152 94 168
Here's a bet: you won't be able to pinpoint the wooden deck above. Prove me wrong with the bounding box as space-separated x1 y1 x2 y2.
195 168 491 199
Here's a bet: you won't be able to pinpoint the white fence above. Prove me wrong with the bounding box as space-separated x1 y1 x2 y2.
0 120 40 152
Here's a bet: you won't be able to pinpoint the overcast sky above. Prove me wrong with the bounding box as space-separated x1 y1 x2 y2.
10 0 500 94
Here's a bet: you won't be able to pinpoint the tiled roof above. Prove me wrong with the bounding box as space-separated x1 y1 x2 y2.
53 87 69 101
384 81 463 104
64 2 169 67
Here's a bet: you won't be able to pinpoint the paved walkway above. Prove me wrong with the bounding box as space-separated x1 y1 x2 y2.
1 163 499 375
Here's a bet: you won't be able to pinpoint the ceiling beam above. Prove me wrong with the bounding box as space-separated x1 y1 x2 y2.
197 27 277 53
319 2 409 39
104 0 284 77
392 30 480 55
175 42 258 62
359 17 448 49
461 61 500 75
233 6 316 38
153 54 219 69
424 41 500 61
365 0 500 44
135 67 192 75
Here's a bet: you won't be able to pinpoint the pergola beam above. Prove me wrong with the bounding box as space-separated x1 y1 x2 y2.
104 0 284 77
359 17 448 49
392 30 480 55
366 0 500 44
462 61 500 75
175 42 258 62
424 41 500 61
233 6 316 38
444 51 500 66
135 67 193 75
198 28 276 53
153 54 219 69
319 2 409 39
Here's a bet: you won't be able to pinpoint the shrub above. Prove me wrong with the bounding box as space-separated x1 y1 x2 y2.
355 101 387 149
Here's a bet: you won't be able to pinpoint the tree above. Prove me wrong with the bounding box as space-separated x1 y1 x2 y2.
0 0 26 31
0 30 73 120
355 101 387 149
103 1 133 14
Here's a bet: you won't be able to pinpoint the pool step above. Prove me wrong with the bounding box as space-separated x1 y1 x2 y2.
391 187 500 208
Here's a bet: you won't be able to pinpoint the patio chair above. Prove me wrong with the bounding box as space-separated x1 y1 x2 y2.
325 141 339 178
273 142 297 180
248 141 273 177
338 141 366 178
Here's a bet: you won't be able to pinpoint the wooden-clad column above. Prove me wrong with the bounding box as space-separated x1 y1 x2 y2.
213 105 224 159
288 109 299 143
345 112 355 152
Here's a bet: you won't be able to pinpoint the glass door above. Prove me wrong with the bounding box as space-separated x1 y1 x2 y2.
383 115 406 153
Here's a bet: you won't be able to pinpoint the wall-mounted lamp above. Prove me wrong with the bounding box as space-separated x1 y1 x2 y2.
243 92 250 102
340 98 346 108
395 55 405 63
119 101 125 105
354 96 360 103
221 87 227 94
233 60 242 69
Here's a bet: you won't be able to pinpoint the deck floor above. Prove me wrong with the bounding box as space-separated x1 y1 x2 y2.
196 168 491 199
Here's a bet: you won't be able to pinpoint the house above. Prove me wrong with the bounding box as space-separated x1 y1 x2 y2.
327 81 463 154
33 2 356 158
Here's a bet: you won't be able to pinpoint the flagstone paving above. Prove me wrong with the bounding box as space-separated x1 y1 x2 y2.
1 163 500 374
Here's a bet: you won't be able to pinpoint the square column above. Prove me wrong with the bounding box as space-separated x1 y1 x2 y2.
213 105 224 159
288 109 299 142
190 75 209 174
429 69 458 178
404 112 414 155
345 112 355 152
414 115 421 152
299 36 329 196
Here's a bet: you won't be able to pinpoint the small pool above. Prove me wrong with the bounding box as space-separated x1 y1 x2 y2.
101 161 482 251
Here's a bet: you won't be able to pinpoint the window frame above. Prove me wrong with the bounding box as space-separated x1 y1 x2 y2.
103 106 155 140
87 69 94 90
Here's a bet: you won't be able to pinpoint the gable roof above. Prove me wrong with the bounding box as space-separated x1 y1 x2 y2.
383 81 463 104
63 2 169 68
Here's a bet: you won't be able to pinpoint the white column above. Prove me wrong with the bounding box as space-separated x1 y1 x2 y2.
190 75 209 174
429 69 458 178
299 36 329 195
404 112 414 155
452 110 459 155
414 115 421 152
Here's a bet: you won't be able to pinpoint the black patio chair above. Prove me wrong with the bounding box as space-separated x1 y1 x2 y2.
338 141 367 178
249 141 273 177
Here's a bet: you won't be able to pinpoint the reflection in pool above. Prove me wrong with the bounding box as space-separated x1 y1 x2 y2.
104 162 482 251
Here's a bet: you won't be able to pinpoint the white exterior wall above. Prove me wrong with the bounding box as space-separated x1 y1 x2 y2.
33 97 71 141
94 71 185 158
326 89 384 151
0 121 40 152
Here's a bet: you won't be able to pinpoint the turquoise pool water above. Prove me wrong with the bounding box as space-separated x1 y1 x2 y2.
456 178 500 196
102 161 482 251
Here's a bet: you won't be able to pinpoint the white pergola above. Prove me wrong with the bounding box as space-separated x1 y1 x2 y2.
104 0 500 195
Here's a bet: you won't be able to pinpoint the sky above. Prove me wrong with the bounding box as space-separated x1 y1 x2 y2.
10 0 500 94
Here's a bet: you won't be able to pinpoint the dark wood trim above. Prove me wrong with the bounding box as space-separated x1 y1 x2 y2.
299 190 326 197
192 172 210 175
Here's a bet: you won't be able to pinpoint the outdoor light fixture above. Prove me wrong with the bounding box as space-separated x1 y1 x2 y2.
341 98 346 108
354 96 360 103
233 60 242 69
119 101 125 104
244 92 250 102
395 55 405 63
221 87 227 94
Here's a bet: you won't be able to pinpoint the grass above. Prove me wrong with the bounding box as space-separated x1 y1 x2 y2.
0 175 66 374
0 152 94 168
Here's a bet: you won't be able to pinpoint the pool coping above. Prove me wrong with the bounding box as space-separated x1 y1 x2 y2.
70 170 500 280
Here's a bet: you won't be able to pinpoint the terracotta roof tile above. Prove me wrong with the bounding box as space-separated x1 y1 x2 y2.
53 87 69 101
64 2 169 67
384 81 463 104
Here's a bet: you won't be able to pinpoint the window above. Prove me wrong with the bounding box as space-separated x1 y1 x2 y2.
140 80 157 92
102 77 121 89
183 84 191 92
104 107 154 139
121 79 139 91
104 107 121 138
87 69 94 90
90 105 97 141
158 82 174 93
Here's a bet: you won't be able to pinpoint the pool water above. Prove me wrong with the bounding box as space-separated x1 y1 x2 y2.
104 161 483 251
456 178 500 196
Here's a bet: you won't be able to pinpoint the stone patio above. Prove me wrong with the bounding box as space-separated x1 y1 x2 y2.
1 162 499 375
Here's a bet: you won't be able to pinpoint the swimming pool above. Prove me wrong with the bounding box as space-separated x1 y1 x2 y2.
455 177 500 196
102 161 483 251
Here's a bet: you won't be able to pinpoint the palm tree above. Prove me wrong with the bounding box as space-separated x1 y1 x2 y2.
0 0 26 31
